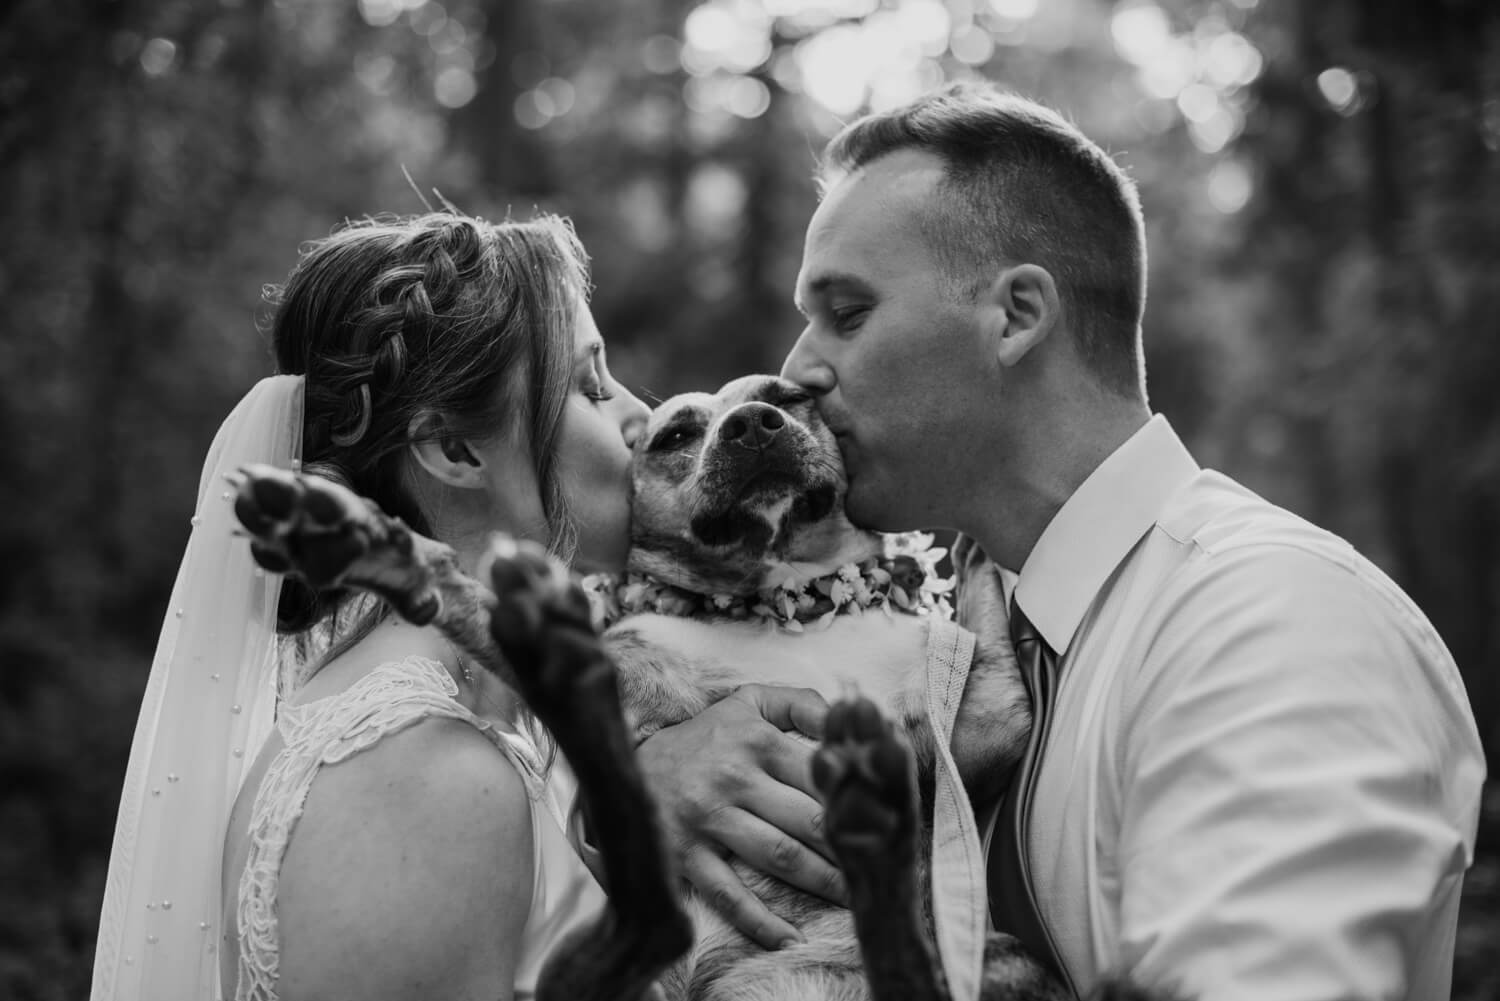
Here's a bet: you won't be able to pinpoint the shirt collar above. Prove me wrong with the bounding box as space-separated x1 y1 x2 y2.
1014 414 1199 654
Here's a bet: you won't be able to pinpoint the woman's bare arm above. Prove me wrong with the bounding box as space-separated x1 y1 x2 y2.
272 716 535 1001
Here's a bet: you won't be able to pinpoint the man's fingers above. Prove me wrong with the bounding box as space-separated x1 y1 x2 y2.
734 684 829 740
727 770 833 859
710 808 847 905
680 847 804 950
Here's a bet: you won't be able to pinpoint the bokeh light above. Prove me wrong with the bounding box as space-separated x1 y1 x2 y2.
1111 2 1173 66
355 52 397 95
357 0 404 28
1317 66 1360 114
1177 82 1220 123
641 35 682 75
433 65 476 108
139 37 178 77
950 24 996 65
1207 158 1253 213
684 0 773 75
989 0 1039 19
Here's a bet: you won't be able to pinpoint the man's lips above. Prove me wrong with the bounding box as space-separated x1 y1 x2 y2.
829 431 856 480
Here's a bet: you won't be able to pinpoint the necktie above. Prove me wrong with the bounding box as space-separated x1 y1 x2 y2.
988 597 1071 990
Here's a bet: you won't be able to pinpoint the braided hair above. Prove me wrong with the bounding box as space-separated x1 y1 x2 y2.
266 211 586 634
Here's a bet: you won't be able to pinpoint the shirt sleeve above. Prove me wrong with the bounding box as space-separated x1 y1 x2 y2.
1111 544 1485 1001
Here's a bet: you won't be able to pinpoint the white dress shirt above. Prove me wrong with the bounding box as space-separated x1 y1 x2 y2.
1005 415 1485 1000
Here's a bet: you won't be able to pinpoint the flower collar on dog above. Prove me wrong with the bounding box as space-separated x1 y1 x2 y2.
582 532 956 632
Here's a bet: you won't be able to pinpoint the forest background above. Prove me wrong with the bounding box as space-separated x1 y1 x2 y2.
1 0 1497 996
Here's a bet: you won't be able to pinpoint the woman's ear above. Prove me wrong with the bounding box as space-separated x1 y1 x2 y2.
408 412 487 489
978 264 1060 368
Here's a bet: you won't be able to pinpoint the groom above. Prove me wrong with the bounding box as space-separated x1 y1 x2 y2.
635 82 1486 998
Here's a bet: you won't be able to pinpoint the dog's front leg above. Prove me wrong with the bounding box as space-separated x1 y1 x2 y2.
232 464 516 685
813 696 954 1001
487 537 693 1001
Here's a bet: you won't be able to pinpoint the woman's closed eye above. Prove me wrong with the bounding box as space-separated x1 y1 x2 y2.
582 348 615 403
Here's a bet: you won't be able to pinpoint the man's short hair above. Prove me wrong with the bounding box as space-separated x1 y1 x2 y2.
820 81 1147 398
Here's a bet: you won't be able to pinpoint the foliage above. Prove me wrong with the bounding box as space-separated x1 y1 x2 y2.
0 0 1495 996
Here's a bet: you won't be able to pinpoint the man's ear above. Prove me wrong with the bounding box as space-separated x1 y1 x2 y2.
978 264 1059 368
408 412 487 489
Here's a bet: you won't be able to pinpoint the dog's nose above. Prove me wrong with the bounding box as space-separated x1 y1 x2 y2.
719 403 785 450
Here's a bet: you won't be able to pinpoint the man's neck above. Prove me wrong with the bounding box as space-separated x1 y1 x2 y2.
965 401 1151 573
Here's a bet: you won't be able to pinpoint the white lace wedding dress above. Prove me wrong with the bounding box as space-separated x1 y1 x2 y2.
227 656 606 1000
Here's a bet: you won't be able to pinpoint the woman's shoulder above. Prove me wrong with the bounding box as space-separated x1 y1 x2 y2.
274 712 536 1000
287 706 537 866
330 702 531 792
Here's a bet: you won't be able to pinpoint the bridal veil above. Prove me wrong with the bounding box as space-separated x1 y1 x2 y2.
91 375 303 1001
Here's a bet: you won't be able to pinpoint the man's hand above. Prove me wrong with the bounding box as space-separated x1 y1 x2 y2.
636 684 848 949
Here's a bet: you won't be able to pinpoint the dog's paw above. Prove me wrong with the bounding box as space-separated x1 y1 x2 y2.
484 535 607 715
811 697 919 863
232 464 440 624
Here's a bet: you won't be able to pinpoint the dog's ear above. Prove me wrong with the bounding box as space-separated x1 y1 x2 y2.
408 411 486 489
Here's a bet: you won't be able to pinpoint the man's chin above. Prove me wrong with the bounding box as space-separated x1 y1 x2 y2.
842 478 903 534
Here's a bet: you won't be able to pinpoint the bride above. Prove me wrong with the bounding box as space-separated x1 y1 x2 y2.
91 210 650 1000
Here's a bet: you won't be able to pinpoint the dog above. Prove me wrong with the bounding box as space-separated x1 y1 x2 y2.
233 376 1168 1001
591 375 1029 807
568 374 1052 1000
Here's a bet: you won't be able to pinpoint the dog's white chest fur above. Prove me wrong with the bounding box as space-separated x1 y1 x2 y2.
619 609 931 709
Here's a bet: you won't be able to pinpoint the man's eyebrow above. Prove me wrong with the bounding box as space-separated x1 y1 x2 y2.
797 271 869 308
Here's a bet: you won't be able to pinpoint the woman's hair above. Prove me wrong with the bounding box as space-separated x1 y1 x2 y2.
267 211 588 636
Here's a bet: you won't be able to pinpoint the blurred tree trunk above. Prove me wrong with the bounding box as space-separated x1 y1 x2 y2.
76 0 273 632
53 0 149 618
1240 0 1348 528
453 0 554 197
728 71 794 377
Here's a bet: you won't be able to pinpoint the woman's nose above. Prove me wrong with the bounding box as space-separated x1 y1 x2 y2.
619 389 651 448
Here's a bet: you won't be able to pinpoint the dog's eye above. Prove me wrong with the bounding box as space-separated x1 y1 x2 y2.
650 426 700 451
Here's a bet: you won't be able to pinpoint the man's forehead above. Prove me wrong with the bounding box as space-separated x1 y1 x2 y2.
799 150 947 292
821 149 947 215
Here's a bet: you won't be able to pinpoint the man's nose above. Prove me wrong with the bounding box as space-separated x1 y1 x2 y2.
780 333 834 392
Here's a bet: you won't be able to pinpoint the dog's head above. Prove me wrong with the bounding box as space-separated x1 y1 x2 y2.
626 374 881 595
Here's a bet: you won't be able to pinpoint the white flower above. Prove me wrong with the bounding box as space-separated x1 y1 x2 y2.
884 531 936 558
923 575 957 595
